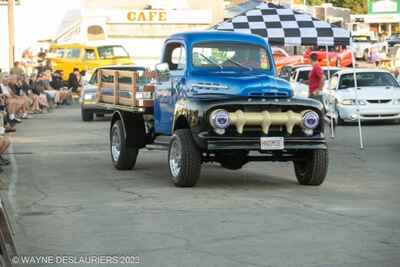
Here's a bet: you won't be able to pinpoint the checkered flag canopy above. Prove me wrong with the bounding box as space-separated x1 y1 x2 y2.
216 3 350 46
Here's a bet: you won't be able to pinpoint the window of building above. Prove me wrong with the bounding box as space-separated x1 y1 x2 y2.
87 25 105 41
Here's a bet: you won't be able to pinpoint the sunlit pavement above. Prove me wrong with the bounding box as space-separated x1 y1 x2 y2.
1 104 400 267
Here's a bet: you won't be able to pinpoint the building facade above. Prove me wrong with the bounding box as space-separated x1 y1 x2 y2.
54 0 224 67
351 0 400 39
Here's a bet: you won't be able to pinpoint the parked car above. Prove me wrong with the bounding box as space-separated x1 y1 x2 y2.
324 69 400 123
303 46 353 67
351 35 378 61
387 33 400 47
80 65 149 121
48 43 133 80
280 65 341 98
272 47 303 73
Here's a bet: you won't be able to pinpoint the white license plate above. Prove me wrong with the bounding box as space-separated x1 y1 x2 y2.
260 137 284 150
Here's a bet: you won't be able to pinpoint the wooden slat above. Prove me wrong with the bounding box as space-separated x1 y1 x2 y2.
119 83 132 91
97 69 153 110
101 69 117 76
102 95 114 104
118 70 135 78
101 82 114 89
113 70 119 105
96 70 102 103
119 97 134 106
131 72 137 106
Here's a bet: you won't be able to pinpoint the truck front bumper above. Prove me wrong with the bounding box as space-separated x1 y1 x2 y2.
197 132 327 151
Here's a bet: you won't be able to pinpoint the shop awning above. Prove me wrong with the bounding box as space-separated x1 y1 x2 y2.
215 3 350 46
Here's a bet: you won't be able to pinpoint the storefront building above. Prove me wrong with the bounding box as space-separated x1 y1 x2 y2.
351 0 400 39
54 0 224 67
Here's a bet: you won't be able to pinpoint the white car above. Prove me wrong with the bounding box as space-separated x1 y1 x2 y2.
280 65 341 98
351 35 386 61
324 69 400 123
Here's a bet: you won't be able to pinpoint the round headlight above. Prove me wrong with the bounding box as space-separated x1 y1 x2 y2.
302 111 319 129
209 109 230 129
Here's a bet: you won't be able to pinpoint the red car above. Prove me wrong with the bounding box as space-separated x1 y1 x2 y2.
272 47 303 72
303 46 353 67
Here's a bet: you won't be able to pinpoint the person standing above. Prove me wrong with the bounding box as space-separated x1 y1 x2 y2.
308 53 324 102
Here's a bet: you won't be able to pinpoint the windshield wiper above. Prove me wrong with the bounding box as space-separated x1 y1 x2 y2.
226 58 253 71
198 53 223 70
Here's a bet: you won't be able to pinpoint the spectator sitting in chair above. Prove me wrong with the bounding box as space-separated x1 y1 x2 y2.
68 68 82 94
4 75 30 122
34 73 52 111
39 69 61 107
51 70 71 105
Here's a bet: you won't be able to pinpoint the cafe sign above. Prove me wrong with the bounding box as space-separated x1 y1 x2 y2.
127 10 168 22
108 9 212 24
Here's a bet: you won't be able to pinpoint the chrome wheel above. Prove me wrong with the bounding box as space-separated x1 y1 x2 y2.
169 138 182 178
111 125 121 162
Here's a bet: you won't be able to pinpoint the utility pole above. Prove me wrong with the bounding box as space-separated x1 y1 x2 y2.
8 0 15 70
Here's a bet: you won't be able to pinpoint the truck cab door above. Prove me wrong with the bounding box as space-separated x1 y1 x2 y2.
154 42 186 135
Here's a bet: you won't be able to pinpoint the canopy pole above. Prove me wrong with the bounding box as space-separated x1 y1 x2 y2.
350 43 364 149
325 45 335 138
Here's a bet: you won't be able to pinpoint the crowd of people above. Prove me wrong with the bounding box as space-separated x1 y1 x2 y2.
0 61 84 173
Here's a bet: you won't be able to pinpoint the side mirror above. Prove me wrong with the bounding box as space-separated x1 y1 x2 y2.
155 63 170 82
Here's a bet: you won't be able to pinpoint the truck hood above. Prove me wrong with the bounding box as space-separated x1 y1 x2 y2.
188 70 292 98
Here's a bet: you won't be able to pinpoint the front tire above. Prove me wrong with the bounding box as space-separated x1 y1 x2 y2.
335 103 345 125
168 129 201 187
110 120 138 170
81 108 94 121
294 150 328 186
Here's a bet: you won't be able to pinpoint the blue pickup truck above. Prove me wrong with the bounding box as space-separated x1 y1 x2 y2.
101 31 328 187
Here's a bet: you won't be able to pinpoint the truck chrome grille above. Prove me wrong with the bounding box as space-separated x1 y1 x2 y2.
228 110 305 135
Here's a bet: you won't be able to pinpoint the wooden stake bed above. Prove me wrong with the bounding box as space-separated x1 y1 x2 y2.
96 69 155 113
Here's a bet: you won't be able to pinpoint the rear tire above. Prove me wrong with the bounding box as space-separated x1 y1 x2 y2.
81 109 94 122
294 150 328 186
168 129 201 187
110 120 138 170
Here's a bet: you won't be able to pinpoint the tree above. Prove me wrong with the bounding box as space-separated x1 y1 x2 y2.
305 0 368 14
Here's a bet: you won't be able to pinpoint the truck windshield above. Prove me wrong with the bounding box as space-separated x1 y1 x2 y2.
192 42 270 71
97 45 130 59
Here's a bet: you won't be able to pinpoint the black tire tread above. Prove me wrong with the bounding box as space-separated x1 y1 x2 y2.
111 120 138 170
169 129 201 187
81 109 94 122
294 150 328 186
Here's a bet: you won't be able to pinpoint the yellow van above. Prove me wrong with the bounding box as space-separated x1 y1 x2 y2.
48 44 133 80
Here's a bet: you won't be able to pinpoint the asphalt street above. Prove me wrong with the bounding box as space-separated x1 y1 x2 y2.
1 104 400 267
